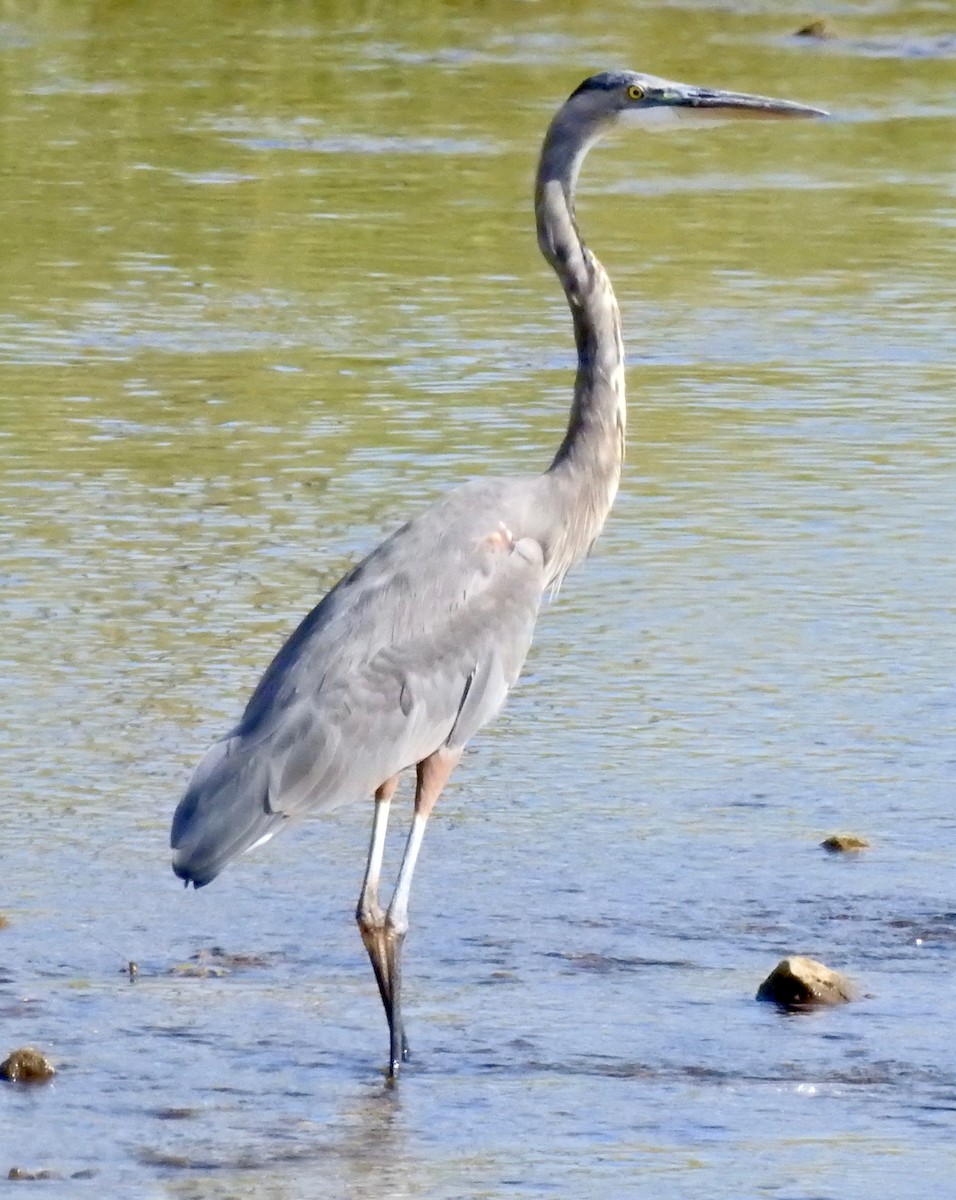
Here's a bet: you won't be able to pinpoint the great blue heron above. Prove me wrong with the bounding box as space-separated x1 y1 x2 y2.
171 70 826 1079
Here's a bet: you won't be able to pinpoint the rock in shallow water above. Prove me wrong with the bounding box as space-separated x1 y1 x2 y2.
821 833 870 853
756 956 856 1009
0 1047 56 1083
794 20 836 39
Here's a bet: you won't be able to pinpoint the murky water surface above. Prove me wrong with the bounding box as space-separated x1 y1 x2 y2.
2 0 954 1195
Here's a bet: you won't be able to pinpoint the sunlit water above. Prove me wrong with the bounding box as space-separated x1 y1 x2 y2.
1 1 954 1195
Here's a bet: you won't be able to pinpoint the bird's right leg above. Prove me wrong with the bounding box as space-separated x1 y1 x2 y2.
380 747 460 1080
356 776 409 1065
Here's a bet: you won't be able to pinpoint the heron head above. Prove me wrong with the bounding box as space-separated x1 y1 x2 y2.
566 69 828 131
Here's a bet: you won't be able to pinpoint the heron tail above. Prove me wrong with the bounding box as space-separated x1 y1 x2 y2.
170 733 285 888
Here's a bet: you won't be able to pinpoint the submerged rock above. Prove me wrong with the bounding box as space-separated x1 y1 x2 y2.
198 946 272 969
168 961 230 978
756 956 856 1009
0 1047 56 1083
794 19 836 39
168 945 274 978
821 833 870 853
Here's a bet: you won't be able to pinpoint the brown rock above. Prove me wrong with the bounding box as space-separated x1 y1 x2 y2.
821 834 870 853
794 19 836 39
756 956 856 1009
0 1047 56 1083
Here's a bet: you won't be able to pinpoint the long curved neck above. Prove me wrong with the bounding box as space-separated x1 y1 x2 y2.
535 108 626 584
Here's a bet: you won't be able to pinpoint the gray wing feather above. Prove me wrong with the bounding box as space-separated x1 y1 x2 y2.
269 533 545 815
171 483 546 887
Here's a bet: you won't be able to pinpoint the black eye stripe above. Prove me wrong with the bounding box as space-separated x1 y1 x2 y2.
568 70 637 100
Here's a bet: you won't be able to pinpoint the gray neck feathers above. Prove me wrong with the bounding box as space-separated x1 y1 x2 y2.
534 106 626 585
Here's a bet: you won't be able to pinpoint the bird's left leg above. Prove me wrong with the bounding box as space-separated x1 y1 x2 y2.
357 777 408 1063
382 746 461 1080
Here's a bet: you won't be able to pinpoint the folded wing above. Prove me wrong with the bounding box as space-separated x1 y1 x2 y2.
171 507 546 887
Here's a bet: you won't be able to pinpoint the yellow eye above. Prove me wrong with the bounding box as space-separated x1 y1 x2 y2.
626 84 645 101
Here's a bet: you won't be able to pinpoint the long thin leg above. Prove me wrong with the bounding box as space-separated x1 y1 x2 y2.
356 777 407 1062
381 746 461 1080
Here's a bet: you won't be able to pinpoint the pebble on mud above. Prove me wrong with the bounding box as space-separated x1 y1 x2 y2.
0 1047 56 1083
821 833 870 853
756 956 856 1009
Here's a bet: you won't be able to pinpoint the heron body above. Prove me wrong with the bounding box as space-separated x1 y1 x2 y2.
171 70 825 1079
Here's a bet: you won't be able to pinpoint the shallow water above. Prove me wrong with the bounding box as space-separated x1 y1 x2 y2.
2 0 955 1195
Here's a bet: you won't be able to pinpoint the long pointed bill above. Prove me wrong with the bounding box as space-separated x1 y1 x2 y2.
672 84 828 120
